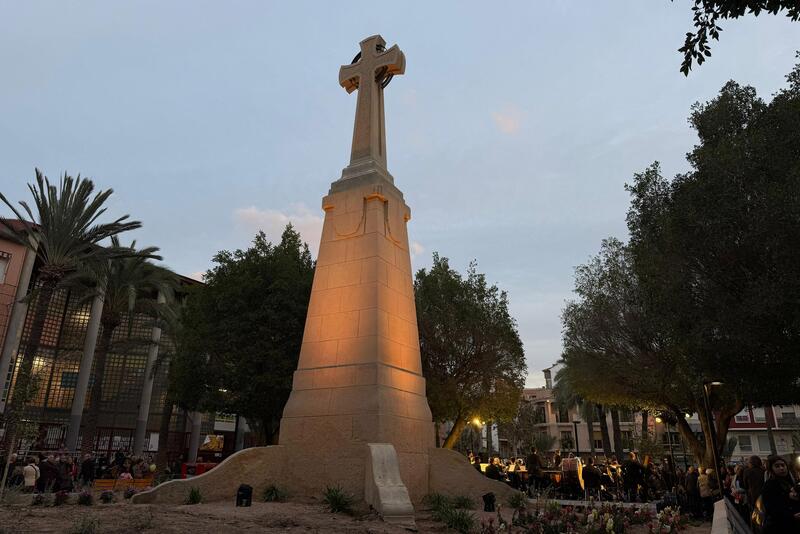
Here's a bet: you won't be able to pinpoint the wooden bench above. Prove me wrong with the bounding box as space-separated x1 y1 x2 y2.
93 477 154 491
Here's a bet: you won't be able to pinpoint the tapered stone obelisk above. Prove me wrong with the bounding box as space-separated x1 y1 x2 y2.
279 35 434 502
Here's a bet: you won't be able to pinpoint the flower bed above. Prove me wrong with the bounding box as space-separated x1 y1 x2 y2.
509 501 688 533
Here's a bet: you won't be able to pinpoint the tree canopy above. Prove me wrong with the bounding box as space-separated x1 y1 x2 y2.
177 225 314 443
676 1 799 75
415 253 526 449
561 59 800 467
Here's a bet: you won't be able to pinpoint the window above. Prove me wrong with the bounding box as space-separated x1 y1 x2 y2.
757 435 771 452
594 439 603 450
752 407 766 423
0 253 9 284
737 435 753 452
557 406 569 423
619 409 633 422
560 431 573 449
621 431 633 450
735 409 750 423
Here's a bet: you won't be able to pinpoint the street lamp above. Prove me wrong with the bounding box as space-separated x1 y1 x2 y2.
656 415 677 485
702 380 724 497
572 419 581 458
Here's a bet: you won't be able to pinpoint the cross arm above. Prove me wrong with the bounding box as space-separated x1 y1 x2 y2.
377 45 405 77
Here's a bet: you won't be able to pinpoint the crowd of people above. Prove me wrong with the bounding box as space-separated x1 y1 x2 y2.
0 449 159 493
468 448 800 532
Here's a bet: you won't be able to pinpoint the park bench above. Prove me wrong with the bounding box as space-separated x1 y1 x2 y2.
93 476 154 492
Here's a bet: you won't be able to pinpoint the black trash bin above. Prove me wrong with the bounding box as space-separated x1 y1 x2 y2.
236 484 253 507
482 492 496 512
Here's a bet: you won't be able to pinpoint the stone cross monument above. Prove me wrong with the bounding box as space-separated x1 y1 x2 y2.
279 34 434 505
338 35 405 179
132 35 514 518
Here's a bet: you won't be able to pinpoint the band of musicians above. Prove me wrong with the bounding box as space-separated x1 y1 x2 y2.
470 448 676 505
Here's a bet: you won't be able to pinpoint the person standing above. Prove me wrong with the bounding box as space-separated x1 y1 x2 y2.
743 455 766 517
22 457 39 493
525 447 543 492
622 451 644 502
761 456 800 533
686 466 700 518
37 455 58 493
698 468 717 519
80 454 96 488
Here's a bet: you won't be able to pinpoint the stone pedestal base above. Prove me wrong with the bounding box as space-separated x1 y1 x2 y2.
132 445 519 513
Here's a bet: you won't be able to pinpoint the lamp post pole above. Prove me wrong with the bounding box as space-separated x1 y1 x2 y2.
702 380 724 498
573 420 580 458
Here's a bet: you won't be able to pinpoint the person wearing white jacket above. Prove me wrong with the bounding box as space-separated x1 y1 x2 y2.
23 457 39 492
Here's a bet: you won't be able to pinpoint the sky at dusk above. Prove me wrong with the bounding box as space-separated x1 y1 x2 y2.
1 1 798 386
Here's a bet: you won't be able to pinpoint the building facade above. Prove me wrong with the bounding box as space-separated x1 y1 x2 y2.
0 230 230 460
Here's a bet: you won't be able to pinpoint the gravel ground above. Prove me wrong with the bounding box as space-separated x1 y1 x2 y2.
0 501 712 533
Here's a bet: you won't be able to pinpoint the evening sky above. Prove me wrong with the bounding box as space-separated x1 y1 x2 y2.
1 1 798 386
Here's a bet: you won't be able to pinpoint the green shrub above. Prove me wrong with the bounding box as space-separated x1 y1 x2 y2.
439 506 476 533
68 515 98 534
322 485 354 514
77 490 93 506
262 484 287 502
507 491 527 510
0 484 23 505
186 486 202 505
422 492 452 512
452 495 475 510
133 509 155 530
54 490 70 506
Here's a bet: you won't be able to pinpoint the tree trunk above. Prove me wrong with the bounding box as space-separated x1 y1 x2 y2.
443 417 467 449
697 407 719 469
674 411 706 465
2 283 55 449
765 406 778 455
80 326 115 456
434 421 441 448
598 405 613 458
611 408 624 460
585 403 595 455
156 395 174 475
640 410 649 438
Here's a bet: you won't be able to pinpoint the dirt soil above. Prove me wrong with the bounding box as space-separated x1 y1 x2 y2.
0 501 713 533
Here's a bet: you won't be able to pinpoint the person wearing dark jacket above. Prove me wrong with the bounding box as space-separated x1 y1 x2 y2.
525 447 543 491
485 457 502 480
761 456 800 534
80 454 96 488
622 452 644 501
583 457 603 497
742 455 766 515
37 455 59 492
685 466 700 518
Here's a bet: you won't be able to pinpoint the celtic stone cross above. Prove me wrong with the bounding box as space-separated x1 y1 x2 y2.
339 35 405 173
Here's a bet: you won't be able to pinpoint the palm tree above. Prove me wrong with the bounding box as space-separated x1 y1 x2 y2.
553 367 596 455
595 404 613 458
610 407 624 459
151 299 208 474
0 170 140 447
68 237 176 455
